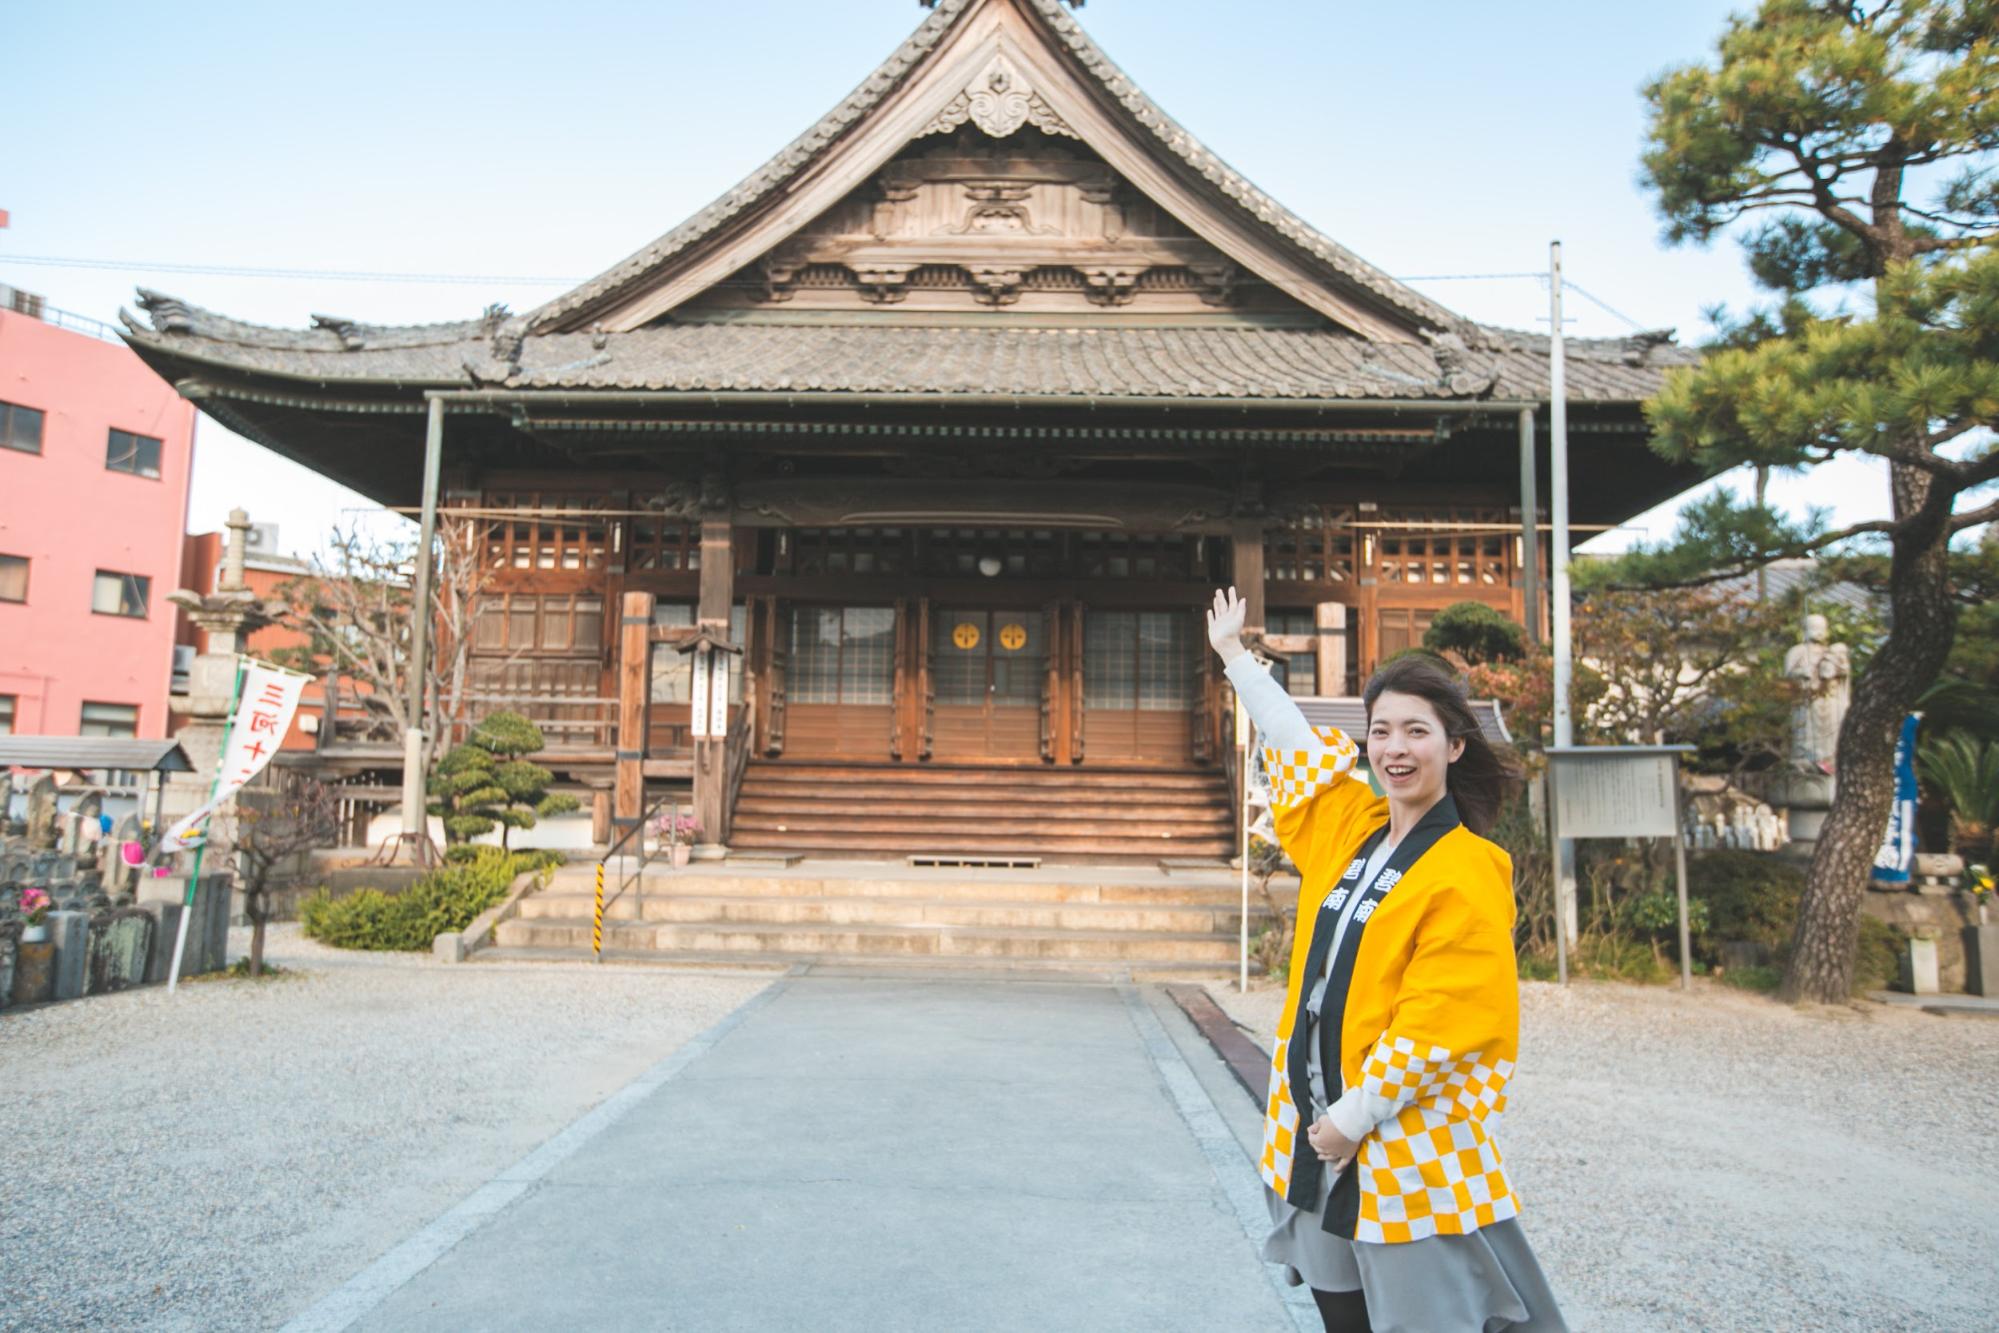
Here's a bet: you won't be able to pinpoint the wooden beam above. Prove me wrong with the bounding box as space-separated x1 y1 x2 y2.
1231 521 1266 635
614 590 655 837
693 518 734 847
1315 602 1349 696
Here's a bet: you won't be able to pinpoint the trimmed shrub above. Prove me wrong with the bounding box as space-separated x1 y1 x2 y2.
301 848 554 951
1689 849 1904 994
1423 601 1527 666
1690 850 1803 965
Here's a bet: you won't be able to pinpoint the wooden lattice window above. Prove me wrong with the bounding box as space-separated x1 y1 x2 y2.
1374 509 1515 586
1076 533 1205 581
1267 508 1359 583
1084 611 1196 710
481 493 609 572
791 528 907 576
920 529 1063 578
473 593 605 655
788 606 896 704
627 517 700 572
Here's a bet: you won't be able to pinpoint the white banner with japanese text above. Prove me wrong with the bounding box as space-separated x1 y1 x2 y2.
162 658 311 853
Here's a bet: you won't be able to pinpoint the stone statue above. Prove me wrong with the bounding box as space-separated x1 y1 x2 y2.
1784 613 1852 769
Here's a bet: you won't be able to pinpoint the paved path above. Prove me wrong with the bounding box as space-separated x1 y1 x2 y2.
286 970 1305 1332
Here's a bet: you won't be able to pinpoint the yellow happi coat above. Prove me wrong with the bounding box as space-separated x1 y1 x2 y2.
1259 727 1522 1245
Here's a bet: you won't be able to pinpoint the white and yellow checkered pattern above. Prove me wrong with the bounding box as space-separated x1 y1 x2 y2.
1353 1036 1518 1242
1258 1036 1301 1196
1260 1029 1520 1243
1262 728 1359 812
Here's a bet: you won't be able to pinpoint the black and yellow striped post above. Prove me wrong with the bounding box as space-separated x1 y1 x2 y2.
593 859 605 961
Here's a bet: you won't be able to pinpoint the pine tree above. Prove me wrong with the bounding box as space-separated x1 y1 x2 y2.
1628 0 1999 1000
426 711 580 849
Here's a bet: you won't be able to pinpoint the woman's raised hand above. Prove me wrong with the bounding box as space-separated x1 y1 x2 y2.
1206 586 1248 664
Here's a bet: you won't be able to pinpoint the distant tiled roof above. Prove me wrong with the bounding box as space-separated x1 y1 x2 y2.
527 0 1464 336
0 738 196 774
121 293 1696 404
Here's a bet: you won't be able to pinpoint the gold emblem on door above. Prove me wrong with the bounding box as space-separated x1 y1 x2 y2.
998 622 1028 651
952 622 981 650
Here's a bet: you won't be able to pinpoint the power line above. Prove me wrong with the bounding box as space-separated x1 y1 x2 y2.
0 254 576 285
0 253 1659 328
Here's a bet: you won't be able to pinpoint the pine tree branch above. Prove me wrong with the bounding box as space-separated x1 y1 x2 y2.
1950 497 1999 533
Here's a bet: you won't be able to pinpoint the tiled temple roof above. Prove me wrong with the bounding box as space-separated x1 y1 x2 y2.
121 292 1695 404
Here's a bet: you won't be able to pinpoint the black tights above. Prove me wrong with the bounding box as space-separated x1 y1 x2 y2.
1310 1285 1370 1332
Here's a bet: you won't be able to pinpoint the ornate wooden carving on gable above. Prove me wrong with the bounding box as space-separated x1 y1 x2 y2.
686 130 1304 318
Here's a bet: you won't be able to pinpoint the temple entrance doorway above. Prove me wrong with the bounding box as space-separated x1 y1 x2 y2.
928 608 1045 761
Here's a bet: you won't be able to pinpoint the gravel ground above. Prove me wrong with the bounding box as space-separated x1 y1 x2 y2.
1207 976 1999 1332
0 925 775 1333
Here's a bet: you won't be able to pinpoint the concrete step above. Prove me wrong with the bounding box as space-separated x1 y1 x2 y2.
516 891 1268 933
546 869 1269 908
470 945 1235 982
493 917 1242 962
729 812 1233 838
745 764 1225 791
724 829 1236 856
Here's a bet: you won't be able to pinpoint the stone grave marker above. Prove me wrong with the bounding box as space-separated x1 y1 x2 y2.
88 910 155 994
48 910 89 1001
0 920 18 1010
68 790 104 855
25 775 58 848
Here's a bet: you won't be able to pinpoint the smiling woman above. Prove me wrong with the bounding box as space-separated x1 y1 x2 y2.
1207 586 1560 1333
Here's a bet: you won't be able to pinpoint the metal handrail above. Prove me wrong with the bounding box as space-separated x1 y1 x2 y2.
593 790 679 961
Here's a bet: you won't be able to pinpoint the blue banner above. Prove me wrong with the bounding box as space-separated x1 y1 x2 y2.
1873 713 1920 883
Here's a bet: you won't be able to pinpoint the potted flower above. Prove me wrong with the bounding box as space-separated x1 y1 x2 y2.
669 813 702 868
18 886 52 944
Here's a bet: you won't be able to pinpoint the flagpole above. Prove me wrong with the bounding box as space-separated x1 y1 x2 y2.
168 657 247 995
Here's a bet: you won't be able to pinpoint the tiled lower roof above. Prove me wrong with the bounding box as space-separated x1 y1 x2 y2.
122 301 1694 404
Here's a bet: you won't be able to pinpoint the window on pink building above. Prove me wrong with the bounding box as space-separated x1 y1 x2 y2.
92 570 149 618
80 701 137 737
107 429 163 479
0 401 42 454
0 695 14 734
0 554 25 602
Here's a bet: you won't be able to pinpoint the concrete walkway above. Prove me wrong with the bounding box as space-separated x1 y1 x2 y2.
285 969 1306 1332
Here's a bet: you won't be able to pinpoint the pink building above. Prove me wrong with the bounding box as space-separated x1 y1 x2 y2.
0 287 196 739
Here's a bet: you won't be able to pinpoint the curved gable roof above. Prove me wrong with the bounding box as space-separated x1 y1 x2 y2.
525 0 1466 341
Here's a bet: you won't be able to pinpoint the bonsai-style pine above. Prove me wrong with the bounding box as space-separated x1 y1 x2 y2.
427 711 580 848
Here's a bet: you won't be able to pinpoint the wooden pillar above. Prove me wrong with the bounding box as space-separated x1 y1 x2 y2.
693 517 734 849
614 590 654 842
1314 602 1349 696
590 789 611 846
1230 521 1266 635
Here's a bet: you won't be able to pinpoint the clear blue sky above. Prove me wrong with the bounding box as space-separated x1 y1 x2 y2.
4 0 1892 552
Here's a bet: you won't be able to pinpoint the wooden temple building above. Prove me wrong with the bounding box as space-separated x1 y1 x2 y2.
121 0 1697 863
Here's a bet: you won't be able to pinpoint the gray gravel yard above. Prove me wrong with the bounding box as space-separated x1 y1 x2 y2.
1208 977 1999 1333
0 926 775 1333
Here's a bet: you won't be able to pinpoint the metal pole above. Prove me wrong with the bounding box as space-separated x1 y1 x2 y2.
1517 407 1540 645
1548 241 1578 954
400 397 446 842
1672 775 1692 992
1239 713 1251 995
1550 763 1568 987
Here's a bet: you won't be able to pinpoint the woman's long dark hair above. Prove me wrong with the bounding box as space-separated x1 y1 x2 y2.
1363 654 1521 837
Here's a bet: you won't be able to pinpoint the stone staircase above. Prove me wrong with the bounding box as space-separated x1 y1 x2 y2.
485 861 1274 977
728 762 1236 861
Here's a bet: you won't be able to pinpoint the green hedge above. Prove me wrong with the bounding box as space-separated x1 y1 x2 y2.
301 847 558 951
1690 850 1903 994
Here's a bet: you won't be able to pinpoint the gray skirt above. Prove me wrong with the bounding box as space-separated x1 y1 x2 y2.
1262 1166 1569 1333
